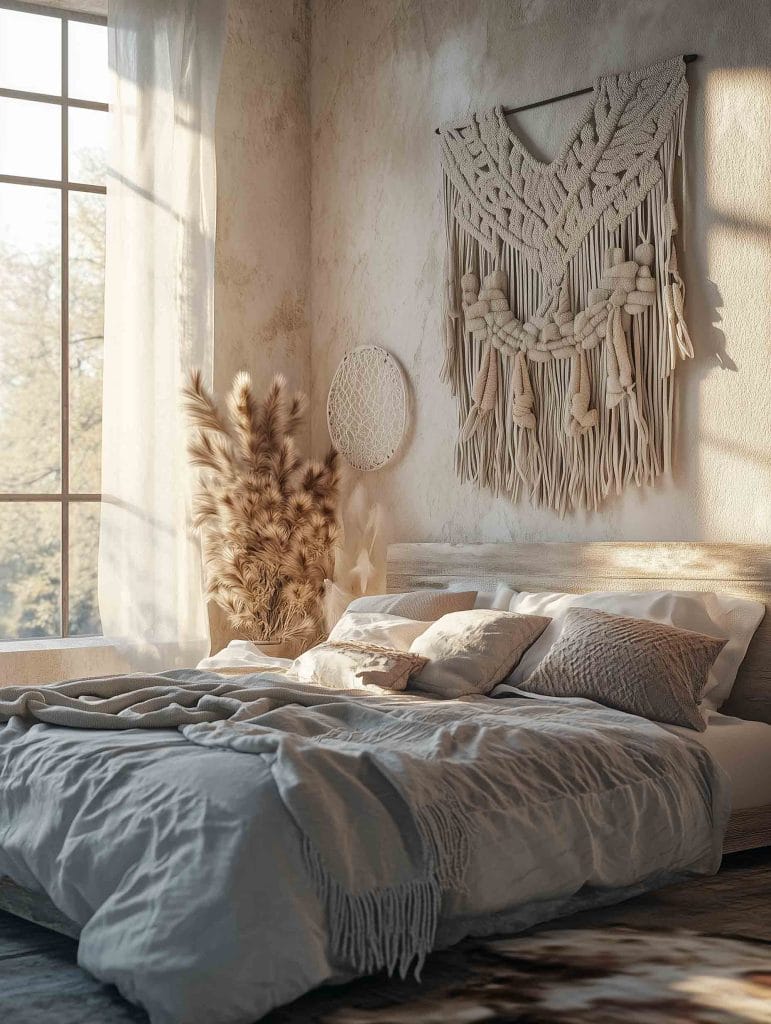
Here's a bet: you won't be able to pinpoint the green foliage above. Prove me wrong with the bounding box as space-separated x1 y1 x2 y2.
0 186 104 638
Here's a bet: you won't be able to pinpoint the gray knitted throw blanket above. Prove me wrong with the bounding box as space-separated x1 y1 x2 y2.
0 670 489 976
439 56 691 513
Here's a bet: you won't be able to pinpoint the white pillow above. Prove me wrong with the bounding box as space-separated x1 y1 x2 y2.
409 609 551 698
507 590 765 709
449 580 517 610
346 589 476 621
328 612 430 651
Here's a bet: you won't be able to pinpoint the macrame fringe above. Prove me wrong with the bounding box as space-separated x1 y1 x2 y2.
414 787 472 894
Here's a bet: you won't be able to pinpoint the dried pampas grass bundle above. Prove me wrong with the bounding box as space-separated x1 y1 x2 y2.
183 370 340 646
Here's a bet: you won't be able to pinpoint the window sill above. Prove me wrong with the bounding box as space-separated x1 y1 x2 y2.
0 637 130 686
0 636 113 655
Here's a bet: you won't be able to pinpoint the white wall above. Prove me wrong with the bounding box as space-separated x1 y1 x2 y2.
309 0 771 544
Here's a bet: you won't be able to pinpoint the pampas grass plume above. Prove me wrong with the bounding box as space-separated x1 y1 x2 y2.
183 369 340 645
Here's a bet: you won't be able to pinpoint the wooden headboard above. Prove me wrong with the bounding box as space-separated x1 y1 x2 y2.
387 542 771 724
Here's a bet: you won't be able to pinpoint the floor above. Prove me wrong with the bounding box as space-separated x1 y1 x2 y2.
1 848 770 1024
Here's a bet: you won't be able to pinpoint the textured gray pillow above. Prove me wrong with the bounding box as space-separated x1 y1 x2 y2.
346 589 476 621
518 607 726 731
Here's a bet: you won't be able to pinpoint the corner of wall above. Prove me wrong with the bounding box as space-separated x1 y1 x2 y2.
214 0 313 446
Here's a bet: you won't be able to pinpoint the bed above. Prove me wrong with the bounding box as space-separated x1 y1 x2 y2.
0 541 768 1023
386 541 771 855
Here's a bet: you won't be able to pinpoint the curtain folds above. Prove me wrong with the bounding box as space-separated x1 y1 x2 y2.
100 0 227 669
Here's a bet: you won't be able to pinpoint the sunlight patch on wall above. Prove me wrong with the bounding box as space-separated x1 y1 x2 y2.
702 67 771 540
705 68 771 223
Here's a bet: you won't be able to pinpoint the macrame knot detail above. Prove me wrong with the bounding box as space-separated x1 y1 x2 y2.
462 240 657 438
512 351 536 430
460 271 506 441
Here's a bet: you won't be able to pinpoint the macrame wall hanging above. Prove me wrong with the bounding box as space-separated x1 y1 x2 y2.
439 55 692 514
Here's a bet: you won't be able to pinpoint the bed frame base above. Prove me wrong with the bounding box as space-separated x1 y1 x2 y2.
722 806 771 854
0 876 79 938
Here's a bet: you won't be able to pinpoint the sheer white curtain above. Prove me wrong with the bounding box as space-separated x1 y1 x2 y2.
100 0 227 669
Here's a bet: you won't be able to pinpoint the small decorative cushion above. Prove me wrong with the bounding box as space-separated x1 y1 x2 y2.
328 612 430 651
517 607 727 731
292 641 428 691
409 609 551 698
346 589 476 621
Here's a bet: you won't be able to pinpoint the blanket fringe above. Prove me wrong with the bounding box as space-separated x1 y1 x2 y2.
414 789 472 894
301 773 474 979
302 836 441 979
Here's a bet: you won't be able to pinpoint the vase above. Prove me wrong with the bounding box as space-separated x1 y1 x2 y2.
250 638 301 660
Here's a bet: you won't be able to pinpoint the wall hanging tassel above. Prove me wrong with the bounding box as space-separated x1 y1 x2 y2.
512 351 536 430
568 350 598 436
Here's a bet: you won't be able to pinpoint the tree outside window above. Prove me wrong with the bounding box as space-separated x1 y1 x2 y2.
0 1 107 638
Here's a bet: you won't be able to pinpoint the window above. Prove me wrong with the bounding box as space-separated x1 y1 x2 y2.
0 1 107 639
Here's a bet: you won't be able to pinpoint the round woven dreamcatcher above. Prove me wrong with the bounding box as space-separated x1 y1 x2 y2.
326 346 408 471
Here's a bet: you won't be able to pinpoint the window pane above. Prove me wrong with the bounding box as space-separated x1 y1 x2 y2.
68 21 108 104
69 502 101 636
0 503 61 639
0 96 61 180
0 8 61 96
69 191 104 493
0 183 61 492
68 106 106 185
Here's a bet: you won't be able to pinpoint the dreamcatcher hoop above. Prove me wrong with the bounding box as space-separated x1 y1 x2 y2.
326 346 408 471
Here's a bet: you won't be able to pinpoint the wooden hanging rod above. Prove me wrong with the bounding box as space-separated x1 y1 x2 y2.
434 54 698 134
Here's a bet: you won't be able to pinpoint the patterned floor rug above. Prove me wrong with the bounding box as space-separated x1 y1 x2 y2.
267 927 771 1024
3 912 771 1022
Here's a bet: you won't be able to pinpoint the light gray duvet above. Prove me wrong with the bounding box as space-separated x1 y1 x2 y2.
0 670 730 1024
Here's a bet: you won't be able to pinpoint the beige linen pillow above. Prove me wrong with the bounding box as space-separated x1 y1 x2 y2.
409 609 551 698
328 612 430 651
517 607 726 731
346 589 476 621
292 641 428 691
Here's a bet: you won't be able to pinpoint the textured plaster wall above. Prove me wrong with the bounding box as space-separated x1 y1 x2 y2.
215 0 311 431
309 0 771 544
